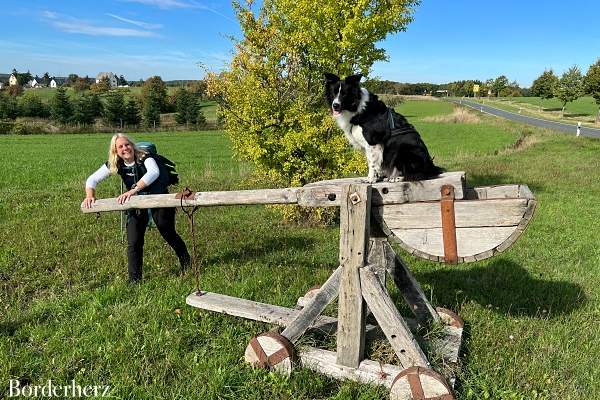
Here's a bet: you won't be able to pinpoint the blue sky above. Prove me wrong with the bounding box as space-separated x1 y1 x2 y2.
1 0 599 87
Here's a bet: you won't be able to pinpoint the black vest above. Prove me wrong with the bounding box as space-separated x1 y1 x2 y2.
112 155 167 194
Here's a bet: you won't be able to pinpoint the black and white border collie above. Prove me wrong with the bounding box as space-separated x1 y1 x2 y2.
324 73 443 182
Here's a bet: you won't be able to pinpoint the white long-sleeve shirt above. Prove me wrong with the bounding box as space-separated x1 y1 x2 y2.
85 157 160 189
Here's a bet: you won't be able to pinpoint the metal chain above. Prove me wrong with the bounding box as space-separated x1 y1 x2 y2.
179 188 201 293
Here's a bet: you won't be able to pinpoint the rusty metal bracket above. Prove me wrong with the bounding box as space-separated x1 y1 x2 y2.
175 188 196 200
440 185 458 264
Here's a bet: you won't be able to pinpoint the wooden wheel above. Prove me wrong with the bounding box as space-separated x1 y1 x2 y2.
296 285 321 308
390 366 454 400
435 308 464 328
244 332 295 375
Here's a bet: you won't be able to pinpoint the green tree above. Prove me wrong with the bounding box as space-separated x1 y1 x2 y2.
72 93 101 125
16 71 33 86
531 69 558 99
141 76 168 112
123 98 141 126
142 97 161 128
492 75 509 97
18 92 49 117
73 77 90 92
554 66 584 117
90 77 110 94
50 86 73 124
103 90 126 127
174 88 200 125
583 59 600 122
41 72 51 86
207 0 418 201
67 74 79 85
0 91 20 119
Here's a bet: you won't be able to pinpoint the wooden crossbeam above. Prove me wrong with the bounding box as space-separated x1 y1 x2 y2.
81 172 466 213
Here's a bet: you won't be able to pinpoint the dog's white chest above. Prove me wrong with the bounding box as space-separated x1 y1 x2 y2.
336 113 369 150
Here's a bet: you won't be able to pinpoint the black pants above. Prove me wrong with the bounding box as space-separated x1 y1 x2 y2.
126 208 190 282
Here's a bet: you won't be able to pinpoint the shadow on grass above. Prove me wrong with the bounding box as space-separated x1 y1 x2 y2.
564 113 591 118
204 234 320 266
543 107 563 112
418 258 586 317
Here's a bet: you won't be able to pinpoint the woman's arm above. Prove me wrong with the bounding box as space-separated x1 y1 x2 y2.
82 164 110 208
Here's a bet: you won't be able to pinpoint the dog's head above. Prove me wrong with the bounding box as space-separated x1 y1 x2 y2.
323 73 363 117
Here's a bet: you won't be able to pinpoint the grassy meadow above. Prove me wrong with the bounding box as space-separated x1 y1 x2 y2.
470 96 600 127
1 100 600 399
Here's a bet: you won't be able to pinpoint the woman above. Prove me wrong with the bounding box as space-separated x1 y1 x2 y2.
83 133 190 282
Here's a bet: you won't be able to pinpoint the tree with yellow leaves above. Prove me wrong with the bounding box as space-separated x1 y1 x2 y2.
207 0 419 221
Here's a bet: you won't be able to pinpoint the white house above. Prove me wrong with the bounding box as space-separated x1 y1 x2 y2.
29 78 41 88
96 72 118 88
9 74 18 86
0 82 3 89
50 77 66 88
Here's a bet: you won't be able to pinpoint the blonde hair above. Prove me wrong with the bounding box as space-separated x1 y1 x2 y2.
107 133 147 174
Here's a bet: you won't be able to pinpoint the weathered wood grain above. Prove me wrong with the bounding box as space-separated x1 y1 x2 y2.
336 184 371 368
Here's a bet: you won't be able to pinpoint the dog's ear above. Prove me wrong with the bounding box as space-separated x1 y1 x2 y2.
324 73 340 83
345 74 363 85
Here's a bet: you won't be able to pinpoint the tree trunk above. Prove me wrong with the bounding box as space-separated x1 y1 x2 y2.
561 105 566 118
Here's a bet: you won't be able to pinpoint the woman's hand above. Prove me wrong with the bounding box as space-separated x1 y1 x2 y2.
82 196 96 209
117 189 138 204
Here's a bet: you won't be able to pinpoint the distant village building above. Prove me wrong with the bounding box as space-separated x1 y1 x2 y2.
29 78 41 88
0 82 4 89
96 72 118 88
50 77 67 88
9 73 18 86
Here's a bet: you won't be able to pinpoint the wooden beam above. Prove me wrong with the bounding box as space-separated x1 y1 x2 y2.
81 172 466 213
360 266 429 368
185 291 380 335
281 266 342 343
299 347 403 389
336 184 371 368
384 241 440 326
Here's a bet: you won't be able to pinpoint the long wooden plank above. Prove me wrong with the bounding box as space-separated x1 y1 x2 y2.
82 172 467 213
359 266 429 368
185 291 381 334
336 184 371 368
281 266 342 343
381 198 529 229
299 347 404 389
81 188 301 213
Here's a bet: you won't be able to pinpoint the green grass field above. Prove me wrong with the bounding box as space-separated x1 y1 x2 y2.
470 96 600 127
2 101 600 399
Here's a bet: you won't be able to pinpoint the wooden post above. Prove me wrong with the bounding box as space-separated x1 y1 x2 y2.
336 184 371 368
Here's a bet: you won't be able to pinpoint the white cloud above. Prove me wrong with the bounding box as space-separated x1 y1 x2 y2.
42 11 159 38
121 0 198 9
106 13 162 30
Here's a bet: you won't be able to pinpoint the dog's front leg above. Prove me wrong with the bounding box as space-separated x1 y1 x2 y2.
365 144 384 183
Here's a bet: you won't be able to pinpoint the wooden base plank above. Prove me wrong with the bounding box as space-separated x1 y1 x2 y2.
298 347 403 389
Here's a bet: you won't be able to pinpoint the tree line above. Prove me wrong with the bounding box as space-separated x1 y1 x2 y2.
530 60 600 120
0 76 207 129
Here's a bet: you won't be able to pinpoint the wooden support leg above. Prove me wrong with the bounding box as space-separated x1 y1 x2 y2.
336 184 371 368
367 238 388 287
281 266 342 343
383 241 440 326
360 266 429 368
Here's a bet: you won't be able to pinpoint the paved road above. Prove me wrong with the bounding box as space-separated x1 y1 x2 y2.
449 98 600 139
